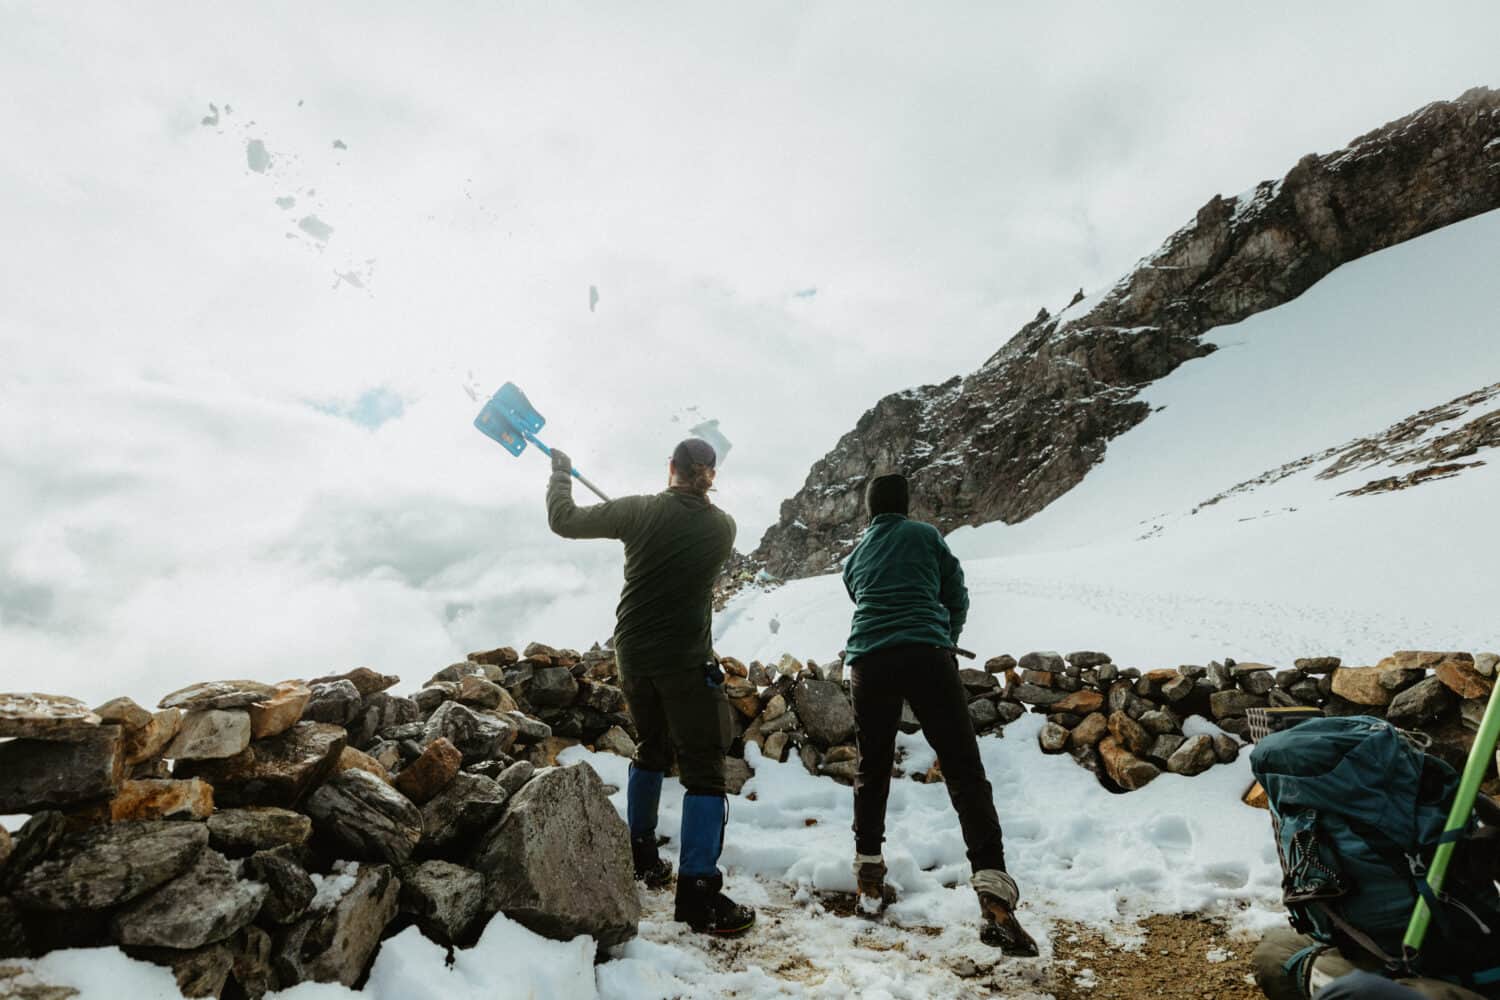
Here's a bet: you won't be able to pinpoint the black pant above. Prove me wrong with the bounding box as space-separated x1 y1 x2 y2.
850 644 1007 872
620 663 734 796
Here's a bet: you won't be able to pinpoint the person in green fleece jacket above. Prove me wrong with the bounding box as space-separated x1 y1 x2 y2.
841 472 1037 956
546 437 754 937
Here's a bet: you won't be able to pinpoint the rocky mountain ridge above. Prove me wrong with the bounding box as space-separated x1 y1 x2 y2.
742 86 1500 584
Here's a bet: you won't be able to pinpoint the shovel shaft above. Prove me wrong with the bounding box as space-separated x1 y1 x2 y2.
572 469 611 503
1403 676 1500 953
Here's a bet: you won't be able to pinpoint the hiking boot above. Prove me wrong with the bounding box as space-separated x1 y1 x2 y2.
632 835 673 890
854 856 894 916
674 873 756 936
978 891 1039 956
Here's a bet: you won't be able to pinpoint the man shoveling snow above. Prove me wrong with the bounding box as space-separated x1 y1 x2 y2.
546 437 755 937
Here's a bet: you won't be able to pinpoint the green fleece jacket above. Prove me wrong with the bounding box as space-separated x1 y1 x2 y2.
841 513 969 663
547 470 735 676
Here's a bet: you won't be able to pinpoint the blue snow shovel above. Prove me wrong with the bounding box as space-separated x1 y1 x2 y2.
473 382 612 501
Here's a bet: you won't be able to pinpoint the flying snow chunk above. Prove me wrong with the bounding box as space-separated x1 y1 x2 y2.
201 103 220 127
589 285 600 313
332 139 348 150
793 287 818 299
690 419 732 465
298 215 335 242
275 196 296 210
246 139 271 173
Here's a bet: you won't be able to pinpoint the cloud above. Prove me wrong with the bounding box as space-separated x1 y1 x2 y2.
3 2 1499 700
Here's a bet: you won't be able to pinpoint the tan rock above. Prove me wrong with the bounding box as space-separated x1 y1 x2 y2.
594 726 637 759
247 683 311 740
335 746 390 782
1051 690 1104 716
158 680 279 711
109 778 214 821
457 675 514 712
1391 650 1471 671
721 657 749 679
94 697 153 732
0 692 101 740
305 666 399 698
1330 667 1393 706
467 646 519 667
97 698 181 765
824 745 857 764
1069 712 1109 749
0 826 11 867
528 736 581 768
1243 781 1269 810
1099 737 1160 791
167 710 252 760
763 731 790 762
1436 659 1494 700
761 694 789 722
1107 711 1152 756
392 738 461 804
728 687 761 720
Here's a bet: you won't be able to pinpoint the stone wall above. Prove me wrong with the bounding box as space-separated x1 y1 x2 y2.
1 643 1494 997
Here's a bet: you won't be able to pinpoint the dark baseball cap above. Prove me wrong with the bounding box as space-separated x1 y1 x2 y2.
672 437 717 469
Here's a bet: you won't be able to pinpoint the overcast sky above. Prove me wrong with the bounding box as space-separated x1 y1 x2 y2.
3 2 1498 703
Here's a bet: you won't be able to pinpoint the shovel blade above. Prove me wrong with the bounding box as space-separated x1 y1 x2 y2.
474 396 529 456
494 382 546 434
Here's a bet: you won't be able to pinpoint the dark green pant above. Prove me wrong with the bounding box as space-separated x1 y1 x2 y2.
620 663 734 796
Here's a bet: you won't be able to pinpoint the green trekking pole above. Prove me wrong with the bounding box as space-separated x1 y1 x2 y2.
1402 675 1500 955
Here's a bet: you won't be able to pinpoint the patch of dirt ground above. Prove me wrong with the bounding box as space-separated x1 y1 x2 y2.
1047 913 1263 1000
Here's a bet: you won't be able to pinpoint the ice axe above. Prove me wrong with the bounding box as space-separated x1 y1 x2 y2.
473 382 612 502
1402 673 1500 959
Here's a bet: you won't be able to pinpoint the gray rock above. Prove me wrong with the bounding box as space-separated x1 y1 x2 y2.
1209 690 1267 719
244 846 316 925
424 702 517 763
1178 664 1207 679
398 860 484 943
724 757 753 795
1096 663 1119 683
420 772 509 854
820 759 858 784
207 807 312 856
0 812 68 888
157 680 279 712
1018 651 1064 673
1387 676 1457 727
412 686 453 717
306 769 423 864
306 667 400 698
968 698 1000 731
759 708 800 736
1475 652 1498 678
505 711 552 744
133 940 234 998
1294 657 1341 674
165 709 251 761
0 693 101 740
1274 669 1303 690
470 762 639 946
348 693 421 748
594 725 637 758
494 760 536 799
175 722 346 808
1204 661 1233 691
1011 683 1069 707
1037 722 1069 753
0 726 122 814
1167 735 1218 776
273 864 400 988
1289 679 1323 704
302 680 363 726
11 821 208 911
1268 689 1301 708
792 679 856 747
227 925 273 1000
959 669 999 694
1379 667 1425 693
111 849 266 949
1212 734 1241 764
994 701 1026 725
1238 671 1276 696
1139 710 1180 736
1161 674 1195 702
528 667 579 708
1066 651 1111 668
1146 734 1186 765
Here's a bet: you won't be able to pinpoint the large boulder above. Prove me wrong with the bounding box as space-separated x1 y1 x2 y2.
1387 677 1458 727
469 762 639 946
0 726 123 813
10 821 208 911
272 864 399 989
792 679 855 747
306 769 423 864
111 849 266 949
176 722 345 807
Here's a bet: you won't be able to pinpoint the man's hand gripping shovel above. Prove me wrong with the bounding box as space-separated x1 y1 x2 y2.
473 382 612 501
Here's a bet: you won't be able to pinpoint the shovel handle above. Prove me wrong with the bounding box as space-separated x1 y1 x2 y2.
521 428 612 502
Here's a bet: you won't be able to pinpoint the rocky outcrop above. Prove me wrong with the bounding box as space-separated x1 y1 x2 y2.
743 87 1500 583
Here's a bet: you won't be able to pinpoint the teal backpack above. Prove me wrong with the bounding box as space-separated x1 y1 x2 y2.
1251 715 1500 990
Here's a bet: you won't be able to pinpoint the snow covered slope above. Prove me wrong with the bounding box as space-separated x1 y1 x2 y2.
719 207 1500 667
